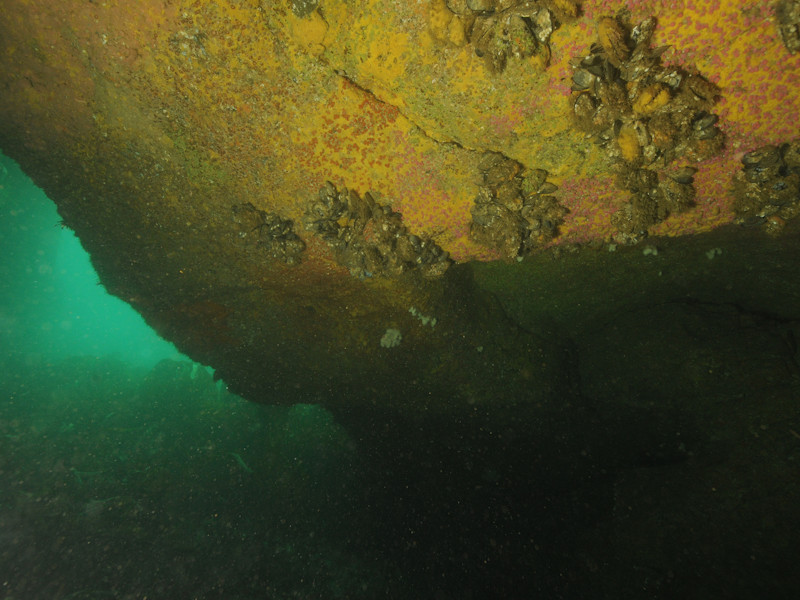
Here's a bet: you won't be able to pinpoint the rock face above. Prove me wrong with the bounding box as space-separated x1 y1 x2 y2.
3 5 800 594
1 0 799 415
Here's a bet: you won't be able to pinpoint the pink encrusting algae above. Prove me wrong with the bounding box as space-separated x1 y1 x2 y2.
546 0 800 245
557 176 621 244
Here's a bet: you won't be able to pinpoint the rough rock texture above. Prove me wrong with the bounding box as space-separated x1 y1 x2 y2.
1 0 799 414
3 6 800 594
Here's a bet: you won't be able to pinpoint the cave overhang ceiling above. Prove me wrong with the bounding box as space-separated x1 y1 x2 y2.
1 0 799 408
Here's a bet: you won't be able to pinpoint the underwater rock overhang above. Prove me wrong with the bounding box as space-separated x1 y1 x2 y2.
1 0 800 415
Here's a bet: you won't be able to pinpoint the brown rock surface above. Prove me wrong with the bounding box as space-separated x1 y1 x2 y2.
1 0 799 415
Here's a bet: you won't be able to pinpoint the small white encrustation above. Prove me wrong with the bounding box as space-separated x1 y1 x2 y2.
380 328 402 348
409 306 437 328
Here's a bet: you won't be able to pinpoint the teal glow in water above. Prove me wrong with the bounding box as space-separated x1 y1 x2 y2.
0 152 180 368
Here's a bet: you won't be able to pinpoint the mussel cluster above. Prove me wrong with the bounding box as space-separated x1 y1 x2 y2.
733 140 800 234
232 203 306 264
429 0 579 73
610 165 696 240
571 15 725 241
305 182 451 279
470 152 567 257
776 0 800 54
